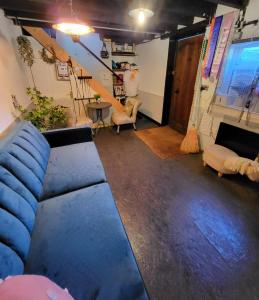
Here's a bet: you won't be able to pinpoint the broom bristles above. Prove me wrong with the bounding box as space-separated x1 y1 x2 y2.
180 128 200 153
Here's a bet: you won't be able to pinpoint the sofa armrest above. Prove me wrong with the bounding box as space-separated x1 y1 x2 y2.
42 126 92 148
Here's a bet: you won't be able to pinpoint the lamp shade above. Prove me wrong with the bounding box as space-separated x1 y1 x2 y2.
53 18 94 36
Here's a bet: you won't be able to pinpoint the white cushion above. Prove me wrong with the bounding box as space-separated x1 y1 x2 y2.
224 156 252 173
112 112 132 125
247 171 259 182
203 144 239 174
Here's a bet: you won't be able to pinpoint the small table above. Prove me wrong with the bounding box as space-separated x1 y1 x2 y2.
86 101 112 131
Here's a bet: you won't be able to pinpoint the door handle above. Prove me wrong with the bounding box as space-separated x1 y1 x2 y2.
174 89 180 94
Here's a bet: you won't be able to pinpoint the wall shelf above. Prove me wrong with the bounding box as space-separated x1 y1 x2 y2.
112 69 127 72
111 51 136 57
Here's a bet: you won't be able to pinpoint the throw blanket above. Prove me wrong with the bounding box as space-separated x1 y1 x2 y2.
224 157 259 181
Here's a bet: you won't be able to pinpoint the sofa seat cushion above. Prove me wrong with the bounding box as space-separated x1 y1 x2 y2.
40 142 106 200
25 183 148 300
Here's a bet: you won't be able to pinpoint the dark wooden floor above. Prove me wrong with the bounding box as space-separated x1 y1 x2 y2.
94 118 259 300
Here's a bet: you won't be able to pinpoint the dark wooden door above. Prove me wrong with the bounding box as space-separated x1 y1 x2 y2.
169 34 204 133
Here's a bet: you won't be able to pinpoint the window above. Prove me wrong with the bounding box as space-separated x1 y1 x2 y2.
216 39 259 113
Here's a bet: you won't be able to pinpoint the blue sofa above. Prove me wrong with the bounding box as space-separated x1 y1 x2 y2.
0 121 148 300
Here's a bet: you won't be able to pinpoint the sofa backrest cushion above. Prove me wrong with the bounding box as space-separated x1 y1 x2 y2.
0 122 50 199
0 121 49 277
0 168 38 213
0 170 38 277
0 182 36 233
0 208 31 262
0 243 24 278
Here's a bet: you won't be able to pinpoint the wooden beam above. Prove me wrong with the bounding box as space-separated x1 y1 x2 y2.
170 20 209 40
205 0 247 9
4 7 193 30
2 0 207 29
23 26 124 112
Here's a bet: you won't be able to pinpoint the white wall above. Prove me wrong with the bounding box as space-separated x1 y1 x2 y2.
0 10 30 133
57 32 113 94
26 38 72 107
136 38 169 123
240 0 259 39
188 1 259 150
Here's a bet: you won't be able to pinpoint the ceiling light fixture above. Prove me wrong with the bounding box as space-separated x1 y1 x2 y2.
129 8 154 25
53 0 94 36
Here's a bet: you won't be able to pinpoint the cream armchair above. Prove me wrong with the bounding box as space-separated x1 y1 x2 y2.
112 98 142 134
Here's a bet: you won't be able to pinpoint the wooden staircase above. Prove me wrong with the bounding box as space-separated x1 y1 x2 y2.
24 26 124 112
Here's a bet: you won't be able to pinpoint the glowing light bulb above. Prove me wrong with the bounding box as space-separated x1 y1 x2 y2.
129 8 154 25
138 10 145 25
53 20 94 36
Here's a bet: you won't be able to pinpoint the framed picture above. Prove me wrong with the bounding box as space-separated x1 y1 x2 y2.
114 85 125 96
56 62 70 81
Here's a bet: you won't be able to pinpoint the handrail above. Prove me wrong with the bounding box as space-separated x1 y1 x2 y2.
73 37 123 83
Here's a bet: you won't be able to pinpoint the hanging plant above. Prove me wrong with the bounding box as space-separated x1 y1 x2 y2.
17 36 34 67
17 35 36 87
40 47 57 64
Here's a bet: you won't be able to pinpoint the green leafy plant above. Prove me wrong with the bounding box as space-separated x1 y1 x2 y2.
17 36 34 67
17 36 36 87
40 47 57 64
17 87 67 131
94 93 101 100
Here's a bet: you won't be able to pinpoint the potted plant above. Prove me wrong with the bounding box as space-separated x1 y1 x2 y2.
16 87 67 132
94 93 101 104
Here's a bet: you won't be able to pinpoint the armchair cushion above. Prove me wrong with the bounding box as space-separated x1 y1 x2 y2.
40 142 106 200
112 98 142 126
128 98 142 123
124 101 134 117
112 112 132 125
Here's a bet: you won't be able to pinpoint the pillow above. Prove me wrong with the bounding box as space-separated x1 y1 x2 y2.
123 101 134 117
247 171 259 182
246 160 259 182
224 157 251 173
0 275 74 300
224 156 259 182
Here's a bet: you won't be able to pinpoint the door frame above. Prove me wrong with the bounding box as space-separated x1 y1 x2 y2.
161 21 208 126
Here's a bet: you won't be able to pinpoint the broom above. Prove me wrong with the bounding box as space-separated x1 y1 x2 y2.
180 54 203 154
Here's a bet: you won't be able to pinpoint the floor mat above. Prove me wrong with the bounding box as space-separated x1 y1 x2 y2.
135 126 184 159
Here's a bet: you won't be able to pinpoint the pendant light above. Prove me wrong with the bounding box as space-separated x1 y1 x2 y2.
129 8 154 25
53 0 94 36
